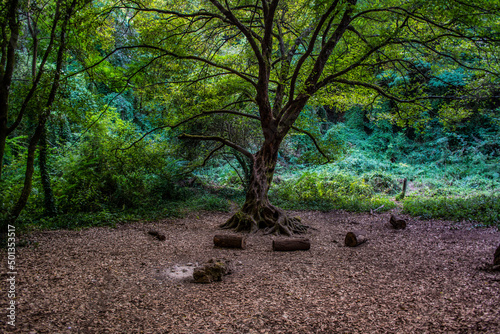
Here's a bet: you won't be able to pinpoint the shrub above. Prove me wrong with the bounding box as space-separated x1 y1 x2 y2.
363 172 401 195
270 170 395 212
402 194 500 226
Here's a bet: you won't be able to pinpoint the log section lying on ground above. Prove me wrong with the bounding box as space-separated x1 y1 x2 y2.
390 215 407 230
345 230 368 247
213 234 246 249
272 238 311 251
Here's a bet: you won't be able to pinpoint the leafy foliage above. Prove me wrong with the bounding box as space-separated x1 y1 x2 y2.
403 195 500 226
270 170 396 212
2 0 500 231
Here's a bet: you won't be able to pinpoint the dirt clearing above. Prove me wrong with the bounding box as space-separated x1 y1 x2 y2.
1 210 499 333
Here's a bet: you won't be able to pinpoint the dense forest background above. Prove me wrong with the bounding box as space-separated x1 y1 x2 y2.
1 0 500 232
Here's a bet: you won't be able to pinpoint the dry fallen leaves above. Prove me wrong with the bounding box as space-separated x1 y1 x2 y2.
1 210 499 333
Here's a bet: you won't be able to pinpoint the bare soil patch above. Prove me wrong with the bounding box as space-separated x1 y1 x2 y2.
1 210 499 333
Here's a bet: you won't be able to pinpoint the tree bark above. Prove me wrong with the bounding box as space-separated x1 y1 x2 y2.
220 139 308 236
8 122 46 222
345 230 368 247
0 126 6 180
273 238 311 251
39 127 57 217
390 215 407 229
8 0 76 224
213 234 246 249
0 0 20 181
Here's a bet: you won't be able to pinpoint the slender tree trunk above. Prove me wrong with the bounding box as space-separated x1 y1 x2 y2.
8 0 76 223
221 139 308 235
0 0 20 181
39 127 57 216
0 61 11 181
8 121 46 222
0 122 7 181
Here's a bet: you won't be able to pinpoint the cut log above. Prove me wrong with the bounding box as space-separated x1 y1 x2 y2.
345 230 367 247
272 238 310 251
213 234 246 249
390 215 407 230
494 243 500 266
148 230 166 241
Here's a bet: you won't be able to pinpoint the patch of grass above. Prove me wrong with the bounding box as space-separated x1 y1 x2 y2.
402 194 500 226
274 195 395 212
187 194 231 212
271 170 396 212
7 189 232 233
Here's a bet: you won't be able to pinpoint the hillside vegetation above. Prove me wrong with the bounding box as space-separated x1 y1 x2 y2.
1 0 500 232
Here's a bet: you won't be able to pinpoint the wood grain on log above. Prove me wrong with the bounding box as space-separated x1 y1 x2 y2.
272 238 311 251
345 230 367 247
213 234 246 249
494 243 500 266
390 215 407 230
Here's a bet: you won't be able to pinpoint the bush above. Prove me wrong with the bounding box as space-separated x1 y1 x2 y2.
363 172 401 195
271 170 395 212
402 194 500 226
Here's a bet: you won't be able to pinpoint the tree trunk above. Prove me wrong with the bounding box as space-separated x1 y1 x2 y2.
39 127 57 217
8 122 46 222
0 73 11 181
0 126 6 181
0 0 20 181
220 141 308 236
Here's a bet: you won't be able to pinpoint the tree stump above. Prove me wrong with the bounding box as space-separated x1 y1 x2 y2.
193 259 232 283
213 234 246 249
272 238 310 251
390 215 407 229
345 230 367 247
494 243 500 266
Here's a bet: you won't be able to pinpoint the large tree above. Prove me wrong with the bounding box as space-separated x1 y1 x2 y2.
111 0 500 234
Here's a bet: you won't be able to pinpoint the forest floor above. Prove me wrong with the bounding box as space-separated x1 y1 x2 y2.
1 210 500 333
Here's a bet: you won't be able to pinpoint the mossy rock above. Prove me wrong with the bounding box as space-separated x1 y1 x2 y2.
193 259 232 283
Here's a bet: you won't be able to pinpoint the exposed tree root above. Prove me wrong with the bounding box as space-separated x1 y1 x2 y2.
220 203 308 236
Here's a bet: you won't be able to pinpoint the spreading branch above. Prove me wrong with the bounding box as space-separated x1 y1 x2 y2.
178 133 254 160
117 109 260 151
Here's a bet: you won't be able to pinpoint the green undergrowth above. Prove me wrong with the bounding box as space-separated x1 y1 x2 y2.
270 170 396 212
6 191 232 232
266 139 499 227
402 194 500 226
